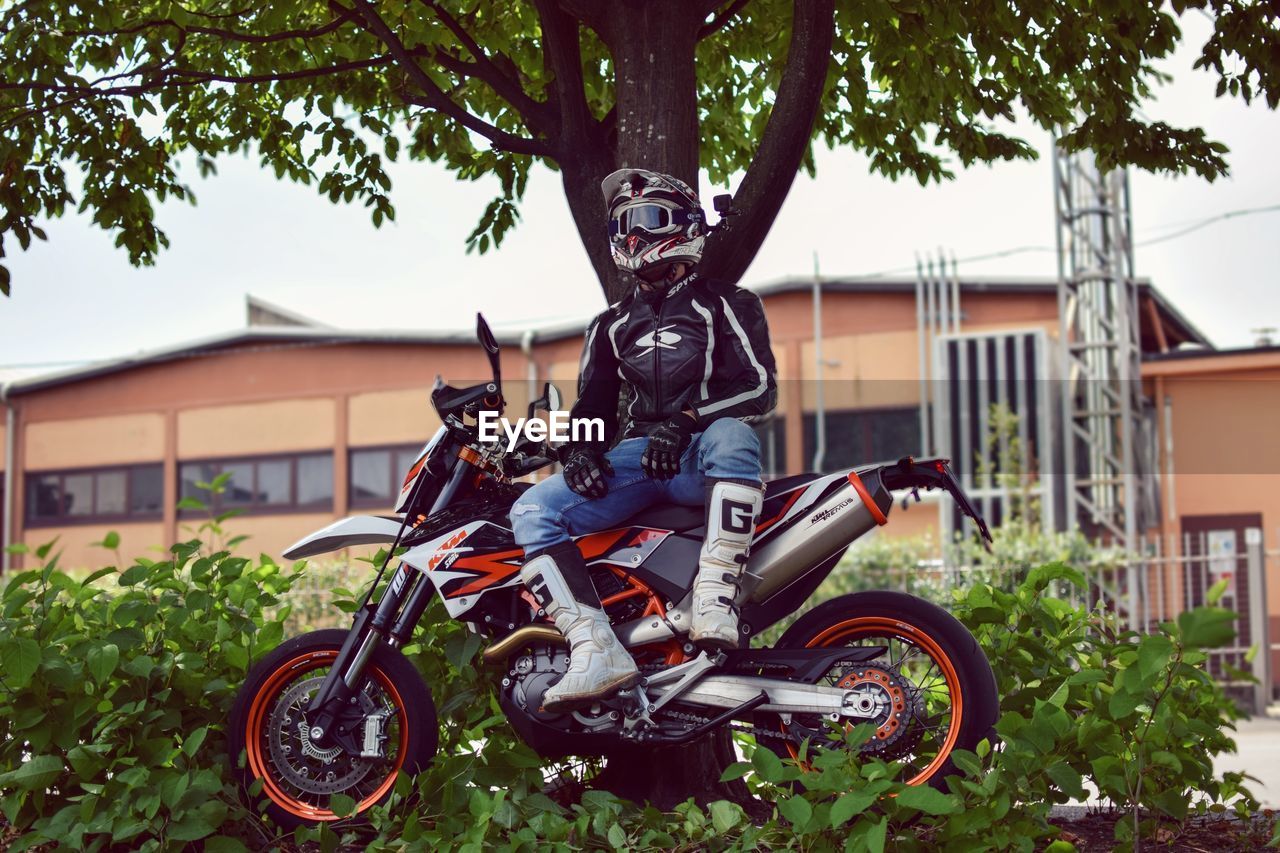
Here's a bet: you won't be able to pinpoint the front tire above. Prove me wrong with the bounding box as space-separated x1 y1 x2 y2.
228 629 438 829
764 591 998 789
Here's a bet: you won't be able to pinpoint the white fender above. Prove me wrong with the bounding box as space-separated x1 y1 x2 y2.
282 515 405 559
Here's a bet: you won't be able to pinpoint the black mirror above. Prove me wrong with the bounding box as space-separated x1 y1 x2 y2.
476 313 501 387
526 382 564 422
713 193 734 215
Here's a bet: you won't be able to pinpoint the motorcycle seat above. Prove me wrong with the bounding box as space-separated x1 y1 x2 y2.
621 503 704 532
617 472 826 533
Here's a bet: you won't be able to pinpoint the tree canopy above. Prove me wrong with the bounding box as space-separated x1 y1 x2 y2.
1 0 1276 301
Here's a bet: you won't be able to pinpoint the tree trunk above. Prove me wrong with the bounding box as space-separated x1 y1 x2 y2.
604 2 703 189
593 729 769 819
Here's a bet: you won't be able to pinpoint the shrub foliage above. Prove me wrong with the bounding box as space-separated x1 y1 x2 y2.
0 534 1265 851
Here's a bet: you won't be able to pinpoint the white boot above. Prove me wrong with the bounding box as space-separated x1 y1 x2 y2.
690 479 763 650
520 544 639 712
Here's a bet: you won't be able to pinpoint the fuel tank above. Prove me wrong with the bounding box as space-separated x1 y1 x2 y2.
742 468 892 603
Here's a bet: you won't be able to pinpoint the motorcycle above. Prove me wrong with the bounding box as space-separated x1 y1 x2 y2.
228 314 999 827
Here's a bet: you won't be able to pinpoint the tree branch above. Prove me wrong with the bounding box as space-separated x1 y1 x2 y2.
554 0 607 34
698 0 751 40
700 0 835 284
343 0 554 157
0 52 407 97
413 0 554 133
533 0 595 141
45 13 354 44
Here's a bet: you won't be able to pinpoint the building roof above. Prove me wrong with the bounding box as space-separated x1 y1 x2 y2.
1142 343 1280 377
0 276 1212 399
752 275 1211 351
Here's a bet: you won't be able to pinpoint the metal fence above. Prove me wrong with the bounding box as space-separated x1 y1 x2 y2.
819 529 1275 715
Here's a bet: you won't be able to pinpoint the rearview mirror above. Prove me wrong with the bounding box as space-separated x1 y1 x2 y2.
527 382 563 421
476 313 501 388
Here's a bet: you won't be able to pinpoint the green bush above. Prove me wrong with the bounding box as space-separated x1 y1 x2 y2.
0 536 294 850
0 529 1264 851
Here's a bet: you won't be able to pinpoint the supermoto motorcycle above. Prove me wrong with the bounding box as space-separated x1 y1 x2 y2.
228 314 999 827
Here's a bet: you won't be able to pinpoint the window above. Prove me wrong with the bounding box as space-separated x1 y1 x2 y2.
802 408 922 473
179 453 333 514
350 445 422 507
25 465 165 526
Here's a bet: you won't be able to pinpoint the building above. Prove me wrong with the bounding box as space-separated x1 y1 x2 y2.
1 280 1275 694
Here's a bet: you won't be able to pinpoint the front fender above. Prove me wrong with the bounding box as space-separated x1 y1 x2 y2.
282 515 404 560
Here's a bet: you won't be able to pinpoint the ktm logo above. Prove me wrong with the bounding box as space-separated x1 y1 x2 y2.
634 324 682 356
722 499 755 534
427 529 469 570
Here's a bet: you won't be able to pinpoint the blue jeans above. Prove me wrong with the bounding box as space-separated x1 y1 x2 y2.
510 418 762 554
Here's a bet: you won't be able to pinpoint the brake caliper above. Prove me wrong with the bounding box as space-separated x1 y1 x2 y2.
360 709 394 759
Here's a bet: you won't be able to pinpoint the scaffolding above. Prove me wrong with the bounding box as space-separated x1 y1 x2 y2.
1053 146 1152 620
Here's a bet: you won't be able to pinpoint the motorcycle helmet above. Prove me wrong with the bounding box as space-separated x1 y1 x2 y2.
601 168 705 278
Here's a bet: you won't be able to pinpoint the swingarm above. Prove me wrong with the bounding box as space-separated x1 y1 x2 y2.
619 647 890 736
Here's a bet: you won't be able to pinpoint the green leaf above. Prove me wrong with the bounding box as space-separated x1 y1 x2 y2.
1177 607 1237 648
1 637 41 689
0 754 62 792
708 800 741 833
718 761 751 783
86 643 119 685
1108 688 1143 719
751 744 785 783
1137 634 1174 679
1205 576 1230 605
607 823 627 848
1046 761 1084 799
118 564 151 586
166 811 217 841
329 793 357 817
204 837 250 853
864 816 888 853
183 726 209 757
830 790 878 826
894 785 960 815
779 795 812 827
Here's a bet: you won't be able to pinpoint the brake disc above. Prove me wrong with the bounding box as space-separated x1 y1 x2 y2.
265 674 376 796
837 661 924 757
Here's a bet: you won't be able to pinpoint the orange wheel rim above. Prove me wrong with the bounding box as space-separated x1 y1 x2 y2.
784 617 964 786
244 650 409 821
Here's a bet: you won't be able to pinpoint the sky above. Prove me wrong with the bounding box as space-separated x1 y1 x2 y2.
1 14 1277 379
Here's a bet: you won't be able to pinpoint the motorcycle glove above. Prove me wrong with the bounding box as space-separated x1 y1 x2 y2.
641 411 699 480
563 445 614 499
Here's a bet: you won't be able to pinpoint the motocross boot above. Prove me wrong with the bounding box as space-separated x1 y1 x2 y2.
690 478 764 650
520 541 640 712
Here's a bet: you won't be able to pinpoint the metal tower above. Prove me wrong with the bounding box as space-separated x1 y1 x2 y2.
1052 146 1150 557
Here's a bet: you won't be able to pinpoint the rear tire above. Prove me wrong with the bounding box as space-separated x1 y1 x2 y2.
763 591 998 789
228 629 438 829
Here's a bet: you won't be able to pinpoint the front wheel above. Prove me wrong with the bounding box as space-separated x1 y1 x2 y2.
763 591 998 789
227 629 439 828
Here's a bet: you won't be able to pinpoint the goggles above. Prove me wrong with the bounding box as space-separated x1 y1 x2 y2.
609 203 697 241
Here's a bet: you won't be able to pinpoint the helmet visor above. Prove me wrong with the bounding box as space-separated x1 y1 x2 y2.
611 203 676 240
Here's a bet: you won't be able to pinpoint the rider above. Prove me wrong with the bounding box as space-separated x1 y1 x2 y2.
510 168 778 712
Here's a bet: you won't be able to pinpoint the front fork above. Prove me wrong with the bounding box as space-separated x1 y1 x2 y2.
303 562 435 752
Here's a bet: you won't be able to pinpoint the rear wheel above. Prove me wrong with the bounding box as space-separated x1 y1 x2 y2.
762 591 998 789
228 629 438 829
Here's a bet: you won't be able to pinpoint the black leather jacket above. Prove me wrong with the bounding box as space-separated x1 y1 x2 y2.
570 271 778 442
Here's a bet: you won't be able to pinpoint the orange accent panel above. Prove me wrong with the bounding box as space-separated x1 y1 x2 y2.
449 547 524 596
756 489 803 535
574 528 631 560
847 470 888 526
